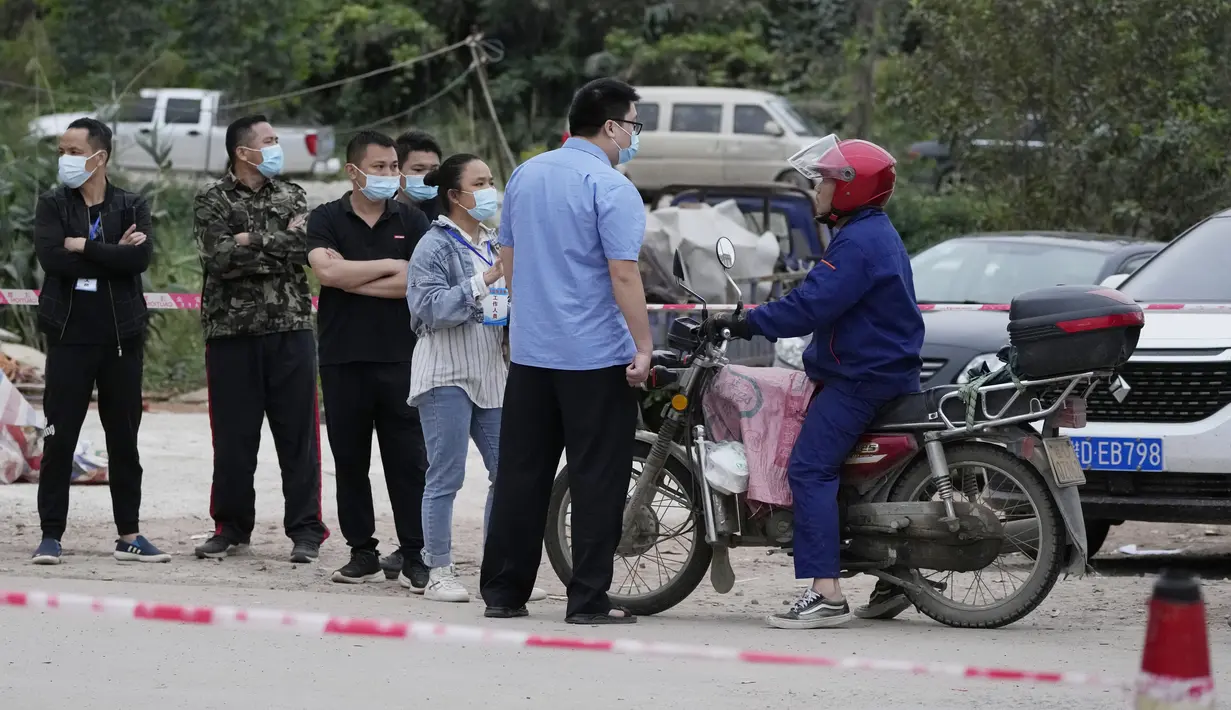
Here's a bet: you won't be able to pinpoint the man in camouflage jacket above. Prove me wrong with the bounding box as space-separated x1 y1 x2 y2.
192 114 329 564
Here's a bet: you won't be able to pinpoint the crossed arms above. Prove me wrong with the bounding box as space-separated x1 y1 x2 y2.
193 187 310 281
34 196 154 279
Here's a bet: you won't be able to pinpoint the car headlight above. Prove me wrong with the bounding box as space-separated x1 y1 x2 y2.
955 353 1006 384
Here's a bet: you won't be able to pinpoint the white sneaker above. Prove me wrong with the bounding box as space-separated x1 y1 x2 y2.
423 565 470 603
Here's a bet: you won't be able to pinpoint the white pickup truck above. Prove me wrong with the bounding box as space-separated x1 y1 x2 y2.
29 87 338 177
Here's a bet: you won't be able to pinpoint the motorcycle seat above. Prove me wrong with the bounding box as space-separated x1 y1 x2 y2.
870 384 1041 430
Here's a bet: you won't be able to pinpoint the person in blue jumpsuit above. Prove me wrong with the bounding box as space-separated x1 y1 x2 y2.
710 138 925 629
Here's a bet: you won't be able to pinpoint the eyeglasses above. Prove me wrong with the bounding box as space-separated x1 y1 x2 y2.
609 118 643 136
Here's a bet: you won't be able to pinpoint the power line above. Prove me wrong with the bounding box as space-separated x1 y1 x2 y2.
219 35 481 110
334 62 479 136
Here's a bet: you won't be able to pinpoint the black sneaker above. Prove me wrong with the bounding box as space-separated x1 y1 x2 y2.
484 605 529 619
767 589 853 629
290 541 320 564
330 549 384 584
380 549 403 580
855 581 912 620
194 535 244 559
398 554 430 594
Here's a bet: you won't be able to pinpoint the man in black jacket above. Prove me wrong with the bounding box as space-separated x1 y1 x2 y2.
31 117 167 565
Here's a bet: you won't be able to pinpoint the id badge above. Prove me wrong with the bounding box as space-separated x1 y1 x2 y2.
482 287 509 327
74 279 98 292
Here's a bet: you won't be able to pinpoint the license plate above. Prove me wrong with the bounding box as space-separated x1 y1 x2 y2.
1068 436 1164 472
1043 436 1086 488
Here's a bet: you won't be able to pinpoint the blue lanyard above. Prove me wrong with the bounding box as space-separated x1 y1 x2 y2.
88 214 102 241
442 226 494 266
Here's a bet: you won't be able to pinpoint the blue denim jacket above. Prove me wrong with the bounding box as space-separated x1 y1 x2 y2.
407 221 488 337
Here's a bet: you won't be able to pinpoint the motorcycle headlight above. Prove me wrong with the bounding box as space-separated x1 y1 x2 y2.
955 352 1006 384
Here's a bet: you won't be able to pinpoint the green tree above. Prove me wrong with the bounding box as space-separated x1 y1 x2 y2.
893 0 1231 238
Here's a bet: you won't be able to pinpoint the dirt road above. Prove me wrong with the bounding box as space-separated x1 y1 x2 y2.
0 410 1227 709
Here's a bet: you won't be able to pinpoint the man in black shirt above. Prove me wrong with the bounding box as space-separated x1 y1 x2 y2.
307 130 432 589
31 117 166 565
395 130 443 222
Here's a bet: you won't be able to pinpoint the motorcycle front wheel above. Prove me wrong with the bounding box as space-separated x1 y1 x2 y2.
544 438 713 616
888 442 1066 629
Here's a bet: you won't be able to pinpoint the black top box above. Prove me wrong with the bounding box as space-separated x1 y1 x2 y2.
1007 285 1144 379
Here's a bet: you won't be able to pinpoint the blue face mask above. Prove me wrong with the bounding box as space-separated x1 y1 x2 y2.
358 172 400 202
464 187 499 221
58 151 101 189
614 124 639 165
402 174 438 202
249 144 283 178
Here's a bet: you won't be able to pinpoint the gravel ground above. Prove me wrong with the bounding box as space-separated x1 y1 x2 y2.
1 407 1228 633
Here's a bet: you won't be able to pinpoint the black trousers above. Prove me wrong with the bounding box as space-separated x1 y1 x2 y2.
320 362 426 554
38 339 144 540
205 330 328 544
480 364 637 617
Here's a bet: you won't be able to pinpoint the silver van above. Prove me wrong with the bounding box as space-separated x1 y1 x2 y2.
617 86 824 195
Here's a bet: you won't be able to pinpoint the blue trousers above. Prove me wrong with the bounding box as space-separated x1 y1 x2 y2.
788 383 897 580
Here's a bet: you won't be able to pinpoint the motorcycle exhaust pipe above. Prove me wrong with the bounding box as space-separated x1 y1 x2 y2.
1000 518 1040 556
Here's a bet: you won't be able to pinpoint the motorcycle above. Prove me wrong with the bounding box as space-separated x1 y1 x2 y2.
544 237 1143 628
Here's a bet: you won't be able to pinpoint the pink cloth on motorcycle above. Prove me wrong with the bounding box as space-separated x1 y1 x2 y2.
701 365 816 509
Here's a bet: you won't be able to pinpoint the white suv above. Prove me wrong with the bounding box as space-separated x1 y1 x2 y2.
1062 209 1231 552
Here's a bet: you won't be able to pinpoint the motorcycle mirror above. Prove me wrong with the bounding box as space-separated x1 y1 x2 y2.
672 249 686 283
715 237 736 270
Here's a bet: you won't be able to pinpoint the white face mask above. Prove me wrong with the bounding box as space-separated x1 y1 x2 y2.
58 151 102 188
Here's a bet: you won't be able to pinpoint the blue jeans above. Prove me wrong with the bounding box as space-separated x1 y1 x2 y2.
416 386 501 568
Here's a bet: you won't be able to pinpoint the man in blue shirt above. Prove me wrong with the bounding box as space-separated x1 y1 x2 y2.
712 139 925 629
480 78 653 625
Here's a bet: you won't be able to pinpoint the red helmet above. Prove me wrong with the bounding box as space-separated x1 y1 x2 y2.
815 138 897 215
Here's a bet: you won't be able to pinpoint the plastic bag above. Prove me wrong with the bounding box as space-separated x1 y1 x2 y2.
71 439 109 484
703 440 749 495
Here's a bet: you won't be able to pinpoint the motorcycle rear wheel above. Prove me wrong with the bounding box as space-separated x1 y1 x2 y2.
544 438 713 616
888 442 1065 629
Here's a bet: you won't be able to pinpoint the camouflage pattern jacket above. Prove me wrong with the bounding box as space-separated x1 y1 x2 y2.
194 174 314 340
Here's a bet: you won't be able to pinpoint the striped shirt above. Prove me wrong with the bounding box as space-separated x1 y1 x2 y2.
407 217 508 409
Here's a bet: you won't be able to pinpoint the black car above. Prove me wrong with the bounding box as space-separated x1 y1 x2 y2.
773 232 1163 385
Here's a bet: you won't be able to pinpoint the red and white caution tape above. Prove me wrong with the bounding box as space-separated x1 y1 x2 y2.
1 289 1228 315
0 588 1129 691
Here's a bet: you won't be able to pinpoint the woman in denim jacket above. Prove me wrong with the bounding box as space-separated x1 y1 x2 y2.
406 154 545 603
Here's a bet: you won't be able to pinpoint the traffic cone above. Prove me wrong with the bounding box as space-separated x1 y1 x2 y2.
1134 569 1215 709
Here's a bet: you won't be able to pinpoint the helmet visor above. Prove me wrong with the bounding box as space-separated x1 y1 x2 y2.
787 134 856 182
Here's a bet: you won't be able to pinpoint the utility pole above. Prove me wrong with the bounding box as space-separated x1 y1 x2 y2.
852 0 879 139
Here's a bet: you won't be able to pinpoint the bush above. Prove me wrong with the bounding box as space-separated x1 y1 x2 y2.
886 183 1012 253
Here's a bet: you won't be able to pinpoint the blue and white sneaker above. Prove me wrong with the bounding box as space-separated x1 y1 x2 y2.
113 535 171 563
31 538 62 565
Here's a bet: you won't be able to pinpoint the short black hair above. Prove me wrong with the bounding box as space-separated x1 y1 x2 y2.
422 153 480 213
346 130 397 166
225 114 268 171
395 129 443 166
567 78 640 138
66 117 113 161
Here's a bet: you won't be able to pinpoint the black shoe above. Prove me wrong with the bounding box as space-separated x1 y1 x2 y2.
855 581 911 620
290 541 320 564
380 549 403 580
330 549 383 584
194 535 244 560
398 554 430 594
484 605 529 619
767 590 853 629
